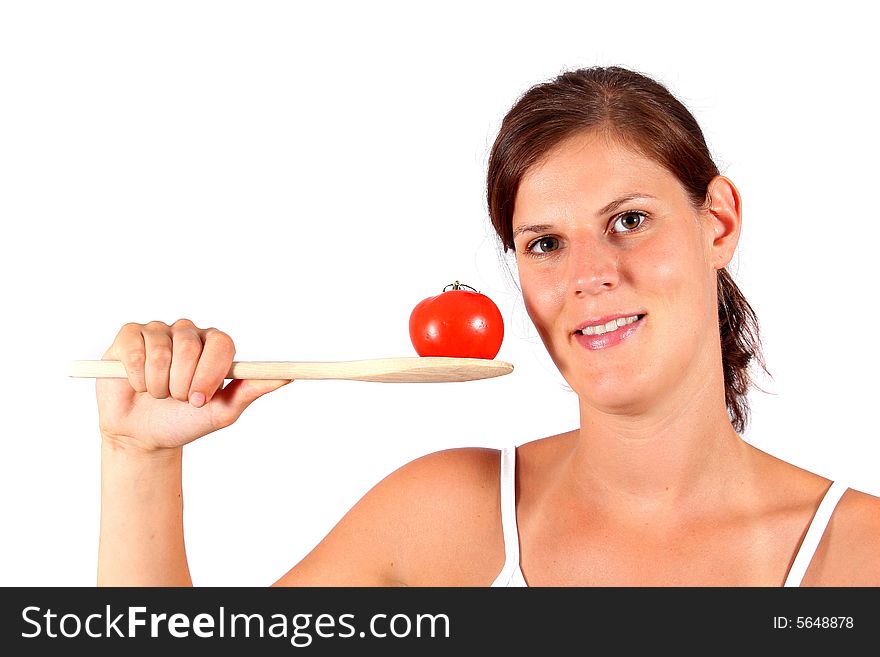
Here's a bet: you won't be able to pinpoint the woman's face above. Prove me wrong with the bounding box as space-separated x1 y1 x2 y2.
511 131 725 416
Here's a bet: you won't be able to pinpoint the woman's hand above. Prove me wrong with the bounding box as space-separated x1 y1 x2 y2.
96 318 291 452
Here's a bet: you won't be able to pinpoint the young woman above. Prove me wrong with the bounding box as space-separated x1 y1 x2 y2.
95 66 880 587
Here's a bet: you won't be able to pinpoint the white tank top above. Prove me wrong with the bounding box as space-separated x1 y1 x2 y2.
490 446 849 587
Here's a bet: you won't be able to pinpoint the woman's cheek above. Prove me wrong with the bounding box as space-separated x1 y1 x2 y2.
640 238 680 280
640 245 714 345
521 274 567 342
637 242 693 304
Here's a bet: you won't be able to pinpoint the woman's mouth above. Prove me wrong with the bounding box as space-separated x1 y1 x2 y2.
573 314 646 350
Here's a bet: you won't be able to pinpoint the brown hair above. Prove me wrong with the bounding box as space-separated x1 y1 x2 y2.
486 66 769 433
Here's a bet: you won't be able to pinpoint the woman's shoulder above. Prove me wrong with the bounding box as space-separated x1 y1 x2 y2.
753 448 880 585
273 446 506 586
379 434 572 584
373 446 506 585
807 484 880 586
382 446 504 504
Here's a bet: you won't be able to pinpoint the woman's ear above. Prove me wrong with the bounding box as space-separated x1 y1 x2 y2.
705 175 742 270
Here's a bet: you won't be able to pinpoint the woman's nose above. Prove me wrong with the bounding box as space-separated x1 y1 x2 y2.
569 239 620 296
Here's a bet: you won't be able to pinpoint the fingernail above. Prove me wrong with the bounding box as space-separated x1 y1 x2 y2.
190 392 206 408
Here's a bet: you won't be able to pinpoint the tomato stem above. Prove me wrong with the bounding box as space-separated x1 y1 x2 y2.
444 280 479 293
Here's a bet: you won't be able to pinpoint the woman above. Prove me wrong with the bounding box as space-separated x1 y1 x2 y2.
96 66 880 586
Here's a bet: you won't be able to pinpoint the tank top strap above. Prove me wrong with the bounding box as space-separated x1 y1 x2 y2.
783 480 849 587
490 446 522 586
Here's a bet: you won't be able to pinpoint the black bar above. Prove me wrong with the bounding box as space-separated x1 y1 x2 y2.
1 587 877 654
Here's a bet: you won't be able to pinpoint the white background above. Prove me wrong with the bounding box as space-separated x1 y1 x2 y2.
1 1 877 586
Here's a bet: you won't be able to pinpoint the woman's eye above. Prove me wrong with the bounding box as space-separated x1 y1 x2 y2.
611 210 647 233
526 236 560 254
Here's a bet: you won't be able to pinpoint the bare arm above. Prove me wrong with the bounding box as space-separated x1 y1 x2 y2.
94 319 289 586
98 442 190 586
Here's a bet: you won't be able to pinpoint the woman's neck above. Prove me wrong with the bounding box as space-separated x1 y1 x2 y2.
564 372 750 520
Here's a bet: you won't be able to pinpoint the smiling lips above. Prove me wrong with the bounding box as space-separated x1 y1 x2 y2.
573 313 646 350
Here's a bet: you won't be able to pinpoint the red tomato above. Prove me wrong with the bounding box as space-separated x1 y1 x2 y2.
409 281 504 359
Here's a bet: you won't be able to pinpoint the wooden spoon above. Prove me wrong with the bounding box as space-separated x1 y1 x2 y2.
68 357 514 383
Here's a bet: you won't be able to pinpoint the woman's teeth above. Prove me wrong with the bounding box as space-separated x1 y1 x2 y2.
579 315 641 336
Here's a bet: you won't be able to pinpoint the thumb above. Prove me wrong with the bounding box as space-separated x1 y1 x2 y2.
208 378 292 424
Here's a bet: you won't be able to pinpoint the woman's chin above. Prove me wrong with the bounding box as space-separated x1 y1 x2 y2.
568 375 654 416
578 395 650 418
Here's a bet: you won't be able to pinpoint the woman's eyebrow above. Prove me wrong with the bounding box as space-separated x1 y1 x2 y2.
598 193 657 217
512 224 553 239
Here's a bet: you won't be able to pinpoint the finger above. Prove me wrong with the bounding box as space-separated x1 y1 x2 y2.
106 323 147 393
142 322 173 399
209 378 292 428
189 327 236 407
169 324 204 402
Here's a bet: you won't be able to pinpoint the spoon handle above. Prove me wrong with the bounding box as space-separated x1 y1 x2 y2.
68 357 514 383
